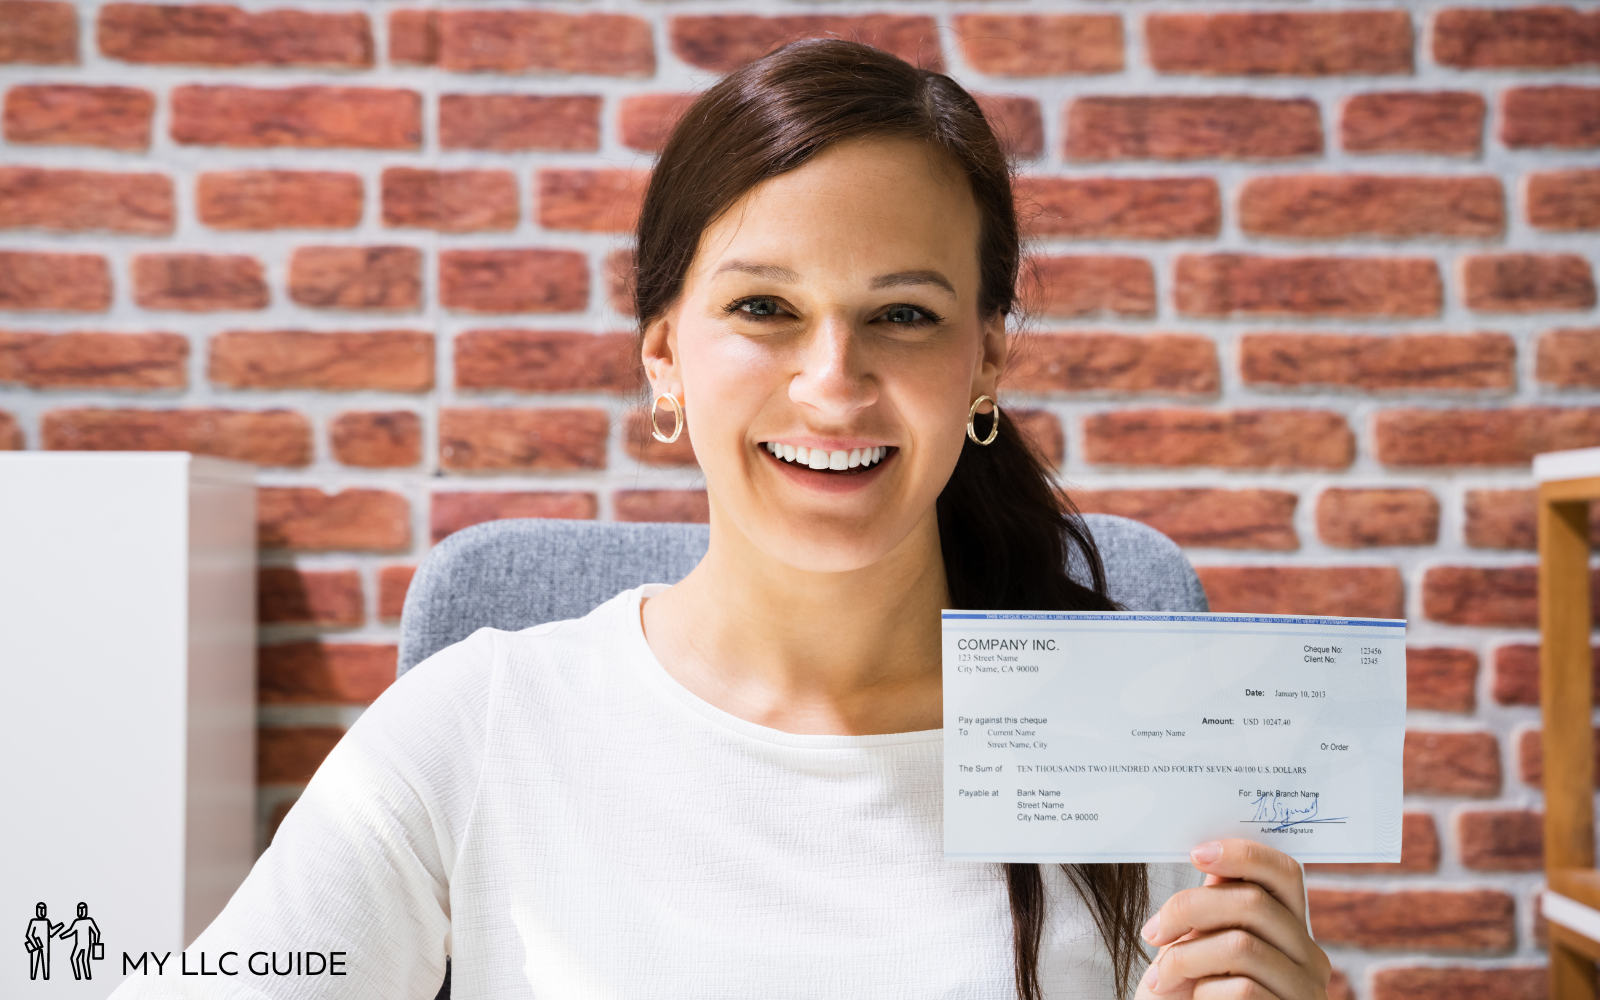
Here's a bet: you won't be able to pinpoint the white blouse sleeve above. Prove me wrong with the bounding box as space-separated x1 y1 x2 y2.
105 626 499 1000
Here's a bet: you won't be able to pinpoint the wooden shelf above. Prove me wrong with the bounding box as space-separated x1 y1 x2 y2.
1537 446 1600 999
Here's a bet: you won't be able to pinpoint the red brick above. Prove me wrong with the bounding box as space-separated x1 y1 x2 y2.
1371 965 1548 1000
1519 726 1600 787
0 411 20 449
1176 254 1442 317
386 9 434 66
259 726 343 785
1023 255 1155 318
0 251 109 311
1528 168 1600 231
197 170 361 230
1461 252 1595 311
976 95 1045 160
1426 565 1535 626
1006 332 1218 395
1376 406 1600 466
0 166 172 234
1240 175 1504 238
259 569 363 626
1011 409 1064 470
97 3 371 67
613 491 710 524
454 329 638 393
439 249 587 314
1316 487 1439 547
1196 565 1403 618
440 93 600 152
1466 486 1600 549
605 248 635 316
1308 888 1513 950
617 93 696 153
429 490 597 545
171 84 419 149
1492 642 1600 706
1501 85 1600 149
0 330 186 389
1064 96 1321 161
671 15 941 74
1306 811 1440 873
3 84 152 149
438 407 608 471
42 406 310 466
1423 564 1600 628
1146 11 1414 75
1340 91 1484 155
1014 176 1220 239
623 408 698 467
537 169 649 233
1239 331 1514 391
1434 6 1600 69
1458 809 1544 871
376 565 416 622
0 1 77 63
330 411 421 468
257 487 409 552
437 9 653 74
1083 408 1353 469
1537 327 1600 387
208 329 433 391
133 253 267 311
382 167 516 232
1070 488 1297 550
287 246 421 311
259 641 394 705
952 14 1122 75
1405 731 1501 796
1408 647 1479 714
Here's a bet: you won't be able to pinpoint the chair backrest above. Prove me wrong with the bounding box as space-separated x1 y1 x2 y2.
398 513 1209 998
397 513 1208 678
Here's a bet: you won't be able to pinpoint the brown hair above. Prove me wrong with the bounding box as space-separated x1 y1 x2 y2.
630 36 1150 1000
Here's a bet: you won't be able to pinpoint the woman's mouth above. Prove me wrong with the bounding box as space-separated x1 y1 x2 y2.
757 441 898 491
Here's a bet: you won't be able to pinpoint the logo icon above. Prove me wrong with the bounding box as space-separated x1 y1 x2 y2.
23 901 103 981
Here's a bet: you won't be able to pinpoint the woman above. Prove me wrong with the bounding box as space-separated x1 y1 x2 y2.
107 37 1331 1000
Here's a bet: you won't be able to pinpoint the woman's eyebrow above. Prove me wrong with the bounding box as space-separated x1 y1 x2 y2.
711 259 956 296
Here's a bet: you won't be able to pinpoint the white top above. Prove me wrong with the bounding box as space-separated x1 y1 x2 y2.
107 581 1204 999
1533 444 1600 482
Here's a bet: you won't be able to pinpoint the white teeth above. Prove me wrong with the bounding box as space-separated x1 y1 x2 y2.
762 442 889 470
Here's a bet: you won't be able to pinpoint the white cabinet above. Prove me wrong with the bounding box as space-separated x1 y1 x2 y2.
0 451 257 997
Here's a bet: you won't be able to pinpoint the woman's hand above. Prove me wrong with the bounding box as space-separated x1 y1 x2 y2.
1134 837 1332 999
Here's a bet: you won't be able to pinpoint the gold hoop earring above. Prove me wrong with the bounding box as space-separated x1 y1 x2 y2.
650 390 684 444
967 394 999 446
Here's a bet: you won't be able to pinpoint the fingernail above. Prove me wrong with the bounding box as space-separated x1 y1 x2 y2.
1191 840 1221 863
1140 914 1159 942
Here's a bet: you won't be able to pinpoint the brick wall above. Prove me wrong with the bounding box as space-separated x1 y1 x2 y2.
3 2 1599 996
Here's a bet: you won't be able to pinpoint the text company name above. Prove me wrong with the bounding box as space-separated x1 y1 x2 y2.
123 951 347 977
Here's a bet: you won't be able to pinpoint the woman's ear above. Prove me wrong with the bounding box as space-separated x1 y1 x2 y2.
974 309 1008 397
640 312 678 390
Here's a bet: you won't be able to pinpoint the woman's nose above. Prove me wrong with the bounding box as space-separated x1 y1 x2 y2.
792 319 877 407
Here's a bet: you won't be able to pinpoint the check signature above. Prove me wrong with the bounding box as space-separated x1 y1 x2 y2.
1248 792 1348 831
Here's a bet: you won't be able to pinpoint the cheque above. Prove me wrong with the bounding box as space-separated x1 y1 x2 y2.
941 610 1406 864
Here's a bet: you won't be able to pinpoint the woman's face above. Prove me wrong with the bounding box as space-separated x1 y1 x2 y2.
642 135 1006 574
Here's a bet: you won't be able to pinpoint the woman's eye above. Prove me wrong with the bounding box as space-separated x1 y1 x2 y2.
721 296 943 327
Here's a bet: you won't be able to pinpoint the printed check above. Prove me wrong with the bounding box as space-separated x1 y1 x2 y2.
942 610 1406 864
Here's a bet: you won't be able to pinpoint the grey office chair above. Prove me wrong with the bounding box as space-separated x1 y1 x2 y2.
394 514 1210 1000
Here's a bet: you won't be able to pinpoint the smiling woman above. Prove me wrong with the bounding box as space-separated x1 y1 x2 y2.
627 37 1162 1000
